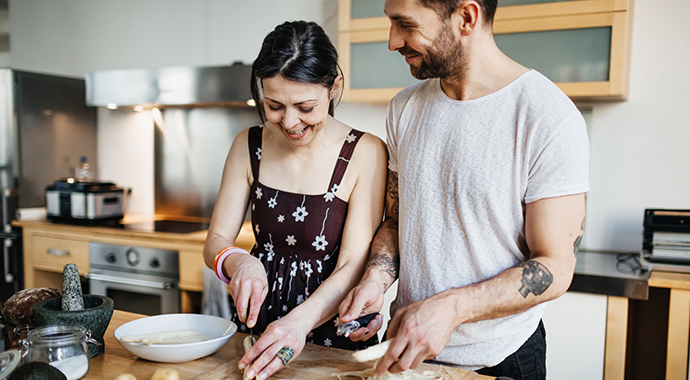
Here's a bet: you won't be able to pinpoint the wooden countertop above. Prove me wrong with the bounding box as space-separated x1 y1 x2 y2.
13 216 256 252
13 217 208 244
87 311 488 380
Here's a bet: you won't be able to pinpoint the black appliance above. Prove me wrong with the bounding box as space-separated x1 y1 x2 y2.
0 69 97 303
642 209 690 265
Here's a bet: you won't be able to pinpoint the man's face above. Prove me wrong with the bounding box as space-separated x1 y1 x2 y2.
384 0 467 80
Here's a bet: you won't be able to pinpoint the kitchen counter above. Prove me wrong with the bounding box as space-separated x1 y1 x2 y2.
13 217 255 312
570 250 650 300
88 310 488 380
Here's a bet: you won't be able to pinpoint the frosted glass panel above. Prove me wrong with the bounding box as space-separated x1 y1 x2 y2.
500 0 577 6
495 27 611 82
351 0 386 19
351 42 418 89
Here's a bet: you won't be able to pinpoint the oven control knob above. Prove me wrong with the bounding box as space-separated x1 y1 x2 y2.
105 253 116 263
126 248 140 266
149 258 160 268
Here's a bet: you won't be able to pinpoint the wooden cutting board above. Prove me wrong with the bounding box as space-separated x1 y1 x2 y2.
196 339 478 380
89 311 484 380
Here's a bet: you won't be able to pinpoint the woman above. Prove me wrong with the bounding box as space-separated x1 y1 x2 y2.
203 21 387 380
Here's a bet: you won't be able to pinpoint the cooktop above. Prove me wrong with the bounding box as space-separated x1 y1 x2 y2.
120 220 210 234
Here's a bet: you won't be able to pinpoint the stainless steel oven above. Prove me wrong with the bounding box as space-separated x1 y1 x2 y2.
86 242 179 315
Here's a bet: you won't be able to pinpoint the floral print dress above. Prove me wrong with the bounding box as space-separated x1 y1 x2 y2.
232 126 378 350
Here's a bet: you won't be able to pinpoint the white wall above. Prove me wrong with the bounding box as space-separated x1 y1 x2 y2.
583 0 690 251
9 0 338 75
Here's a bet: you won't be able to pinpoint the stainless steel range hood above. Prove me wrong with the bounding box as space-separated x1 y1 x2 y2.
85 62 253 108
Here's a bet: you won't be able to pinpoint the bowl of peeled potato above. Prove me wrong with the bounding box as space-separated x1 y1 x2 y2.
114 314 237 363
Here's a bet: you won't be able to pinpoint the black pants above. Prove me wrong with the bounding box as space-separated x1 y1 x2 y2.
476 320 547 380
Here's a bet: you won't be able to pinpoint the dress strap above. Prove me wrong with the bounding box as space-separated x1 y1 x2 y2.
327 129 365 192
248 126 263 181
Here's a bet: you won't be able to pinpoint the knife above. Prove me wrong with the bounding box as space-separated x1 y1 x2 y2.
336 313 380 338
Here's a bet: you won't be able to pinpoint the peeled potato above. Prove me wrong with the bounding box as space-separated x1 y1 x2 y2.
115 375 137 380
150 368 179 380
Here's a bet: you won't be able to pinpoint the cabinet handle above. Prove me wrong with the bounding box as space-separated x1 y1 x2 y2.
3 239 13 283
85 273 173 290
47 248 70 257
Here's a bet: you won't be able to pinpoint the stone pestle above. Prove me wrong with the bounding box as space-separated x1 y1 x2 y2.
32 263 114 358
61 263 85 311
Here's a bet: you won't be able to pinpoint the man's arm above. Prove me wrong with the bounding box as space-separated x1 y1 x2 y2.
368 170 400 291
376 193 586 375
338 170 400 338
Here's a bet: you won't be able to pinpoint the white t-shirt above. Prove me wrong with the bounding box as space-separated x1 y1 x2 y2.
387 70 590 369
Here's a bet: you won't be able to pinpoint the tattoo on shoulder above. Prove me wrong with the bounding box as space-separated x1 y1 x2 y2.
388 171 399 220
518 261 553 298
367 253 399 282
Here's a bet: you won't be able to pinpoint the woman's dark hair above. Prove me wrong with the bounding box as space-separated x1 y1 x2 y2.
250 21 342 123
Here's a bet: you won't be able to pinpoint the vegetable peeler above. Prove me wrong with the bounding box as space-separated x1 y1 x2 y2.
336 313 380 337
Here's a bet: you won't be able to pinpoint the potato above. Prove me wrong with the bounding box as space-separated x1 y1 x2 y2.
114 374 137 380
150 368 179 380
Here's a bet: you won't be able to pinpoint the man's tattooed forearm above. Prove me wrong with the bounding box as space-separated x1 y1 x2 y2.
517 261 553 298
367 253 400 282
388 171 399 220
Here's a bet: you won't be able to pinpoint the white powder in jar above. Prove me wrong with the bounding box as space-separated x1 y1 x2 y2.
50 354 89 380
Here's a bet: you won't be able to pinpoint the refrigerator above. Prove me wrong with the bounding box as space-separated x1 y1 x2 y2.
0 69 97 303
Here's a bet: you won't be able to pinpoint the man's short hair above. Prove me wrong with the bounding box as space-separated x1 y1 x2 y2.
418 0 498 26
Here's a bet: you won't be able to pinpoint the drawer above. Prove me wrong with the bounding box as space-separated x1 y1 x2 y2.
31 235 89 273
179 251 204 292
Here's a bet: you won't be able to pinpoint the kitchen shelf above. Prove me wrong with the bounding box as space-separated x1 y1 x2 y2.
338 0 633 103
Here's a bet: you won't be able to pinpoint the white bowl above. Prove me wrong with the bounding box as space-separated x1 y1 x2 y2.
114 313 237 363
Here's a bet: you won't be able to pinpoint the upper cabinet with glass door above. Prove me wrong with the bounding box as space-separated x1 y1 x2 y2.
337 0 633 103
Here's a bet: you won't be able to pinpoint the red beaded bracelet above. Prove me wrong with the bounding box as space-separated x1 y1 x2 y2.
213 246 249 284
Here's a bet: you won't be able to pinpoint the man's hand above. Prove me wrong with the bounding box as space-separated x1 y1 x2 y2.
375 291 457 375
338 278 387 341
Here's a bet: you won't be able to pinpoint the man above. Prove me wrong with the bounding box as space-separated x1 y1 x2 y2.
337 0 589 379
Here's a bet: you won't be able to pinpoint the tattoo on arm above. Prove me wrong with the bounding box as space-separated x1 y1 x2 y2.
388 171 399 220
517 261 553 298
574 195 587 257
366 253 400 283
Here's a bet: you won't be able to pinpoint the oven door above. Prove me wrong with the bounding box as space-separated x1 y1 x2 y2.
87 270 179 315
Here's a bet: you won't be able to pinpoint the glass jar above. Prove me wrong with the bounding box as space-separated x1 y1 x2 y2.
12 324 35 364
21 325 95 380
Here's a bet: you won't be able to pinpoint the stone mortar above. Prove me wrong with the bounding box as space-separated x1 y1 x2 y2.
31 295 114 358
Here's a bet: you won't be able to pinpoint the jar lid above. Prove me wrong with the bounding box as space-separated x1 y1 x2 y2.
0 350 21 380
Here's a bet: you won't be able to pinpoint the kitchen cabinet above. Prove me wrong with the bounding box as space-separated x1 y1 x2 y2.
543 291 608 380
337 0 633 103
16 219 255 313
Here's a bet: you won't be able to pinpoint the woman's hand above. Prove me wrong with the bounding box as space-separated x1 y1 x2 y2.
238 313 310 380
225 254 269 328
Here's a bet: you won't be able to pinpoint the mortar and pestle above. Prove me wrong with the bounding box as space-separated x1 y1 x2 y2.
31 263 114 358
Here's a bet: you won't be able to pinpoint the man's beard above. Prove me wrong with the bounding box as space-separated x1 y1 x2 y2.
398 22 466 81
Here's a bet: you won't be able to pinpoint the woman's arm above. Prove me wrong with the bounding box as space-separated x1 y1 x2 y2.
203 128 252 268
203 128 269 327
239 132 388 380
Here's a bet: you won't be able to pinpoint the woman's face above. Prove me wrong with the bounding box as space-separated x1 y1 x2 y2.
261 75 333 146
